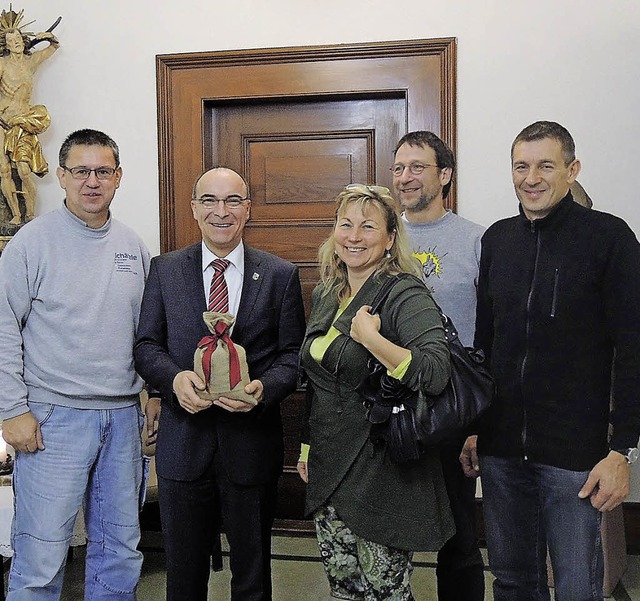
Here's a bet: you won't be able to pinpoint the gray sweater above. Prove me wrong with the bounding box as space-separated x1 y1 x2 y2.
0 204 150 419
403 210 485 347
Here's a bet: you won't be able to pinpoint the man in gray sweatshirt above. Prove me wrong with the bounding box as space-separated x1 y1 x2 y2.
392 131 486 600
0 129 150 600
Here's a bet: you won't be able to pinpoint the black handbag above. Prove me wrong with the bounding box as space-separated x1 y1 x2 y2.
356 275 494 464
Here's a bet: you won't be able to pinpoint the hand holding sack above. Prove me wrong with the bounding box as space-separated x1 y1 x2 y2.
193 312 257 406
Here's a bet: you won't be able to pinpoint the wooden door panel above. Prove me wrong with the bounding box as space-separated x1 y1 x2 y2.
157 39 456 529
244 224 327 264
298 266 320 321
212 95 405 217
247 136 368 216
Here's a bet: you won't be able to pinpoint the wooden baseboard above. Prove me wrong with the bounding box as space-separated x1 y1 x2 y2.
273 519 315 537
143 500 640 554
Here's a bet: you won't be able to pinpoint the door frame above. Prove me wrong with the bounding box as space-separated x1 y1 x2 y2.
156 37 457 253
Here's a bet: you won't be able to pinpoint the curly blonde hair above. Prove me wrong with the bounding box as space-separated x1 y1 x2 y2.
318 184 421 300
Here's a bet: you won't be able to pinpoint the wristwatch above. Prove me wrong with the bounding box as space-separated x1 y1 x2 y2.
613 448 639 464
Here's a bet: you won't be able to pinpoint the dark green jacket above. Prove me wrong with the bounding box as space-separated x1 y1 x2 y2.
301 272 454 551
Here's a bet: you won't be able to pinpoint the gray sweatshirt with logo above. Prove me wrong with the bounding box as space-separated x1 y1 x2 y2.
402 210 485 347
0 204 150 419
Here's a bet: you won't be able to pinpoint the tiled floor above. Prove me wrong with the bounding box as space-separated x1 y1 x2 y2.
37 533 640 600
1 533 638 599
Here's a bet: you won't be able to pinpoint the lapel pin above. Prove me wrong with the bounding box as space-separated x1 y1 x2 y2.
252 272 260 281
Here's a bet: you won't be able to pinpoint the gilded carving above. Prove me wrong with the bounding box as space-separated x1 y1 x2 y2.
0 6 59 233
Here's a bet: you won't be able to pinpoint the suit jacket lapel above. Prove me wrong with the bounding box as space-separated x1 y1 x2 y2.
234 246 263 337
182 243 208 316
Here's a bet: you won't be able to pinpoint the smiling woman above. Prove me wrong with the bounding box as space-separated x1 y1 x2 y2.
317 184 420 300
297 183 453 600
333 199 394 293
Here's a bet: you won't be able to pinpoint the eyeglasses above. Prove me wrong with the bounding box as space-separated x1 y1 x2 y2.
192 195 249 209
62 166 118 180
390 163 439 176
344 184 391 196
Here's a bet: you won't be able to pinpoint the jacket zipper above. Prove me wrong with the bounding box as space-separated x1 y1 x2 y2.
520 221 542 460
550 268 559 318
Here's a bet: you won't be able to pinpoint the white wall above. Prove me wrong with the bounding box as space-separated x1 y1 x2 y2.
15 0 640 495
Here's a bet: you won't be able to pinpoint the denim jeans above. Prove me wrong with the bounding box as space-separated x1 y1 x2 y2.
8 403 144 601
481 455 603 601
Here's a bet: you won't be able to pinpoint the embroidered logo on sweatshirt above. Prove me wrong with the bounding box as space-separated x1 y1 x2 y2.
114 252 140 275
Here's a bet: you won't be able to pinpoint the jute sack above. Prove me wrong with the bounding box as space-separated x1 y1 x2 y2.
193 312 256 405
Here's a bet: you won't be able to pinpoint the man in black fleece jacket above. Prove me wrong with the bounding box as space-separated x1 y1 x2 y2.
460 121 640 600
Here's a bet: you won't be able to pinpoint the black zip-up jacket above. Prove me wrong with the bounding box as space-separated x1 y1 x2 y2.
475 193 640 471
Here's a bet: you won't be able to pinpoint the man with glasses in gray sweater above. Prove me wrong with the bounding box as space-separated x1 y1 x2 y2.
0 129 149 600
392 130 486 600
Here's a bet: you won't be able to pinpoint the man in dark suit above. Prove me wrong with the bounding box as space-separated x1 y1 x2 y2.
134 167 305 601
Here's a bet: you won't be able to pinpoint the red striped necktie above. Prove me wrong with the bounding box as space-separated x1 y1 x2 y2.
208 259 230 313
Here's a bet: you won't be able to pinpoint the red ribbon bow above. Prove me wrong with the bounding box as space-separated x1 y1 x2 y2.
197 320 242 390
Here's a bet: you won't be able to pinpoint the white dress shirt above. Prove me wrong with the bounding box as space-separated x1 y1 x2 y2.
201 241 245 321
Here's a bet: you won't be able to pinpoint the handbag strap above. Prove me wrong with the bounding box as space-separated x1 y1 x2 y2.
370 275 463 346
368 274 404 315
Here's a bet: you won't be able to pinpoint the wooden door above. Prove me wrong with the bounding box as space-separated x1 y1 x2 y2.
156 38 456 529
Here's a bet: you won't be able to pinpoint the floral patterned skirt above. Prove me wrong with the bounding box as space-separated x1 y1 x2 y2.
314 504 415 601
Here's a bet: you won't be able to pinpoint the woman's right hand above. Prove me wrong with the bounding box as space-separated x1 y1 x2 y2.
350 305 381 348
297 461 309 483
351 305 411 373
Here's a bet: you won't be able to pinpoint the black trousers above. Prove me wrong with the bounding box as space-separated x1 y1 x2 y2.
436 441 485 601
158 454 279 601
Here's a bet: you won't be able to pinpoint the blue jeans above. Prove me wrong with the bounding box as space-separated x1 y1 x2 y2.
8 404 144 600
481 455 603 601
